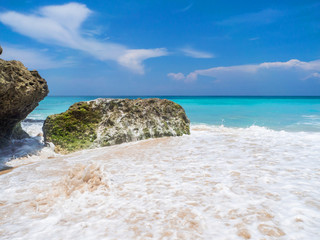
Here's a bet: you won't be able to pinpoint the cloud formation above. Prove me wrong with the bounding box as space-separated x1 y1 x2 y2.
303 72 320 80
1 45 72 69
167 72 185 81
168 59 320 82
118 48 168 74
180 47 214 59
0 2 168 74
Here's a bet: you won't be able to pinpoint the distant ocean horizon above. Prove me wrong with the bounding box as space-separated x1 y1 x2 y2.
27 95 320 132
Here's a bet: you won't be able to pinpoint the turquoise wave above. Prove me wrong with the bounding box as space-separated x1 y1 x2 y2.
27 96 320 132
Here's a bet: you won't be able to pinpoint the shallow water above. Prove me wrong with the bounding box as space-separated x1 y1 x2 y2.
29 96 320 131
1 125 320 239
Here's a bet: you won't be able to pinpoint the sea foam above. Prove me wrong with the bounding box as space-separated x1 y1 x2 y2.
0 125 320 239
0 119 48 170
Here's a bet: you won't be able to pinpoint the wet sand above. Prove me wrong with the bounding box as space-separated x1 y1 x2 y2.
0 166 13 175
1 126 320 239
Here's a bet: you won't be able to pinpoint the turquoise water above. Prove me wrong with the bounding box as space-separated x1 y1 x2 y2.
28 96 320 132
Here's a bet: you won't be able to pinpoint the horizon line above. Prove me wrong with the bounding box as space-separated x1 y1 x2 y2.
47 95 320 97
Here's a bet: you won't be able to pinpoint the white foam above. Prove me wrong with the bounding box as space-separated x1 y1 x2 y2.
0 121 53 170
297 115 320 129
1 125 320 239
21 120 44 137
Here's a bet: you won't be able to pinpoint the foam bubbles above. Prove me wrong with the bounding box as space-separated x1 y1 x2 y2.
21 119 44 137
0 119 55 170
1 125 320 239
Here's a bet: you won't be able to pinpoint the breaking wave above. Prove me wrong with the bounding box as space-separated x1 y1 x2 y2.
1 124 320 239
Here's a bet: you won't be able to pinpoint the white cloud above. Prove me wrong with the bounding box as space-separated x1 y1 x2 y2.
312 72 320 78
40 3 92 31
0 3 167 73
168 59 320 82
1 45 72 69
167 72 185 80
118 48 168 74
303 72 320 80
181 47 214 58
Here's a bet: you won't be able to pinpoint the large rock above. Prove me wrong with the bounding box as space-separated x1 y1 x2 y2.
43 98 190 153
0 59 49 145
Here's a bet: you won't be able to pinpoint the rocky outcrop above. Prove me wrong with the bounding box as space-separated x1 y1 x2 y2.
43 98 190 153
0 59 49 145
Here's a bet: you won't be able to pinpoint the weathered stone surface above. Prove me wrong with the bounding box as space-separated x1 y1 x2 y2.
43 98 190 153
0 59 49 145
11 123 30 139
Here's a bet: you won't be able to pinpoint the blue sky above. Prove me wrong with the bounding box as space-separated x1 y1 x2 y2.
1 0 320 96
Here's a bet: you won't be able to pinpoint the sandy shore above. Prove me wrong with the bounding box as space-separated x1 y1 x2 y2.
1 126 320 239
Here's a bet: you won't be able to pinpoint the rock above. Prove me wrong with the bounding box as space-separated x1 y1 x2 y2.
11 123 30 139
43 98 190 153
0 59 49 145
0 46 2 55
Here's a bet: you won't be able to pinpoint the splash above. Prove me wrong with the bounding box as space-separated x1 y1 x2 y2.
0 119 46 170
61 164 110 196
1 125 320 239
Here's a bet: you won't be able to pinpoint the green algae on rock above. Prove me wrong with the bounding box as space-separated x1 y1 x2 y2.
43 98 190 153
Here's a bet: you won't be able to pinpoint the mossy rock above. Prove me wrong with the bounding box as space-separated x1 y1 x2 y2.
43 98 190 154
43 102 103 153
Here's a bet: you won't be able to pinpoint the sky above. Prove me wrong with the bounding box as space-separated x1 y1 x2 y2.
0 0 320 96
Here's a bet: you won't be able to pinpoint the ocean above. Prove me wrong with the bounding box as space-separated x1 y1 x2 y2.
1 96 320 239
24 96 320 131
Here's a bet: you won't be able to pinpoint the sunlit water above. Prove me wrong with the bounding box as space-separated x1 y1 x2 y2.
1 97 320 239
26 96 320 131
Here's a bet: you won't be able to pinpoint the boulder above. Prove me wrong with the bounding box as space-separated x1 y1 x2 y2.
0 59 49 145
43 98 190 153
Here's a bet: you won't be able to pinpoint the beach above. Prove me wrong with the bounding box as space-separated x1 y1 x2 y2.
1 0 320 238
1 97 320 239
